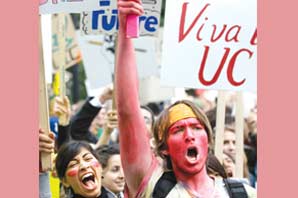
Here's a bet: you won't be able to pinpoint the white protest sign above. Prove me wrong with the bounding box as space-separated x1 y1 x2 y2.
80 0 162 37
77 30 160 93
39 0 101 14
52 14 82 71
134 36 159 78
39 16 52 170
161 0 257 92
41 14 53 83
76 32 114 92
139 76 175 105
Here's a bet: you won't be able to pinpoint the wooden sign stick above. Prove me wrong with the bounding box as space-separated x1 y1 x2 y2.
39 15 52 171
58 13 66 97
58 13 68 124
112 34 118 110
235 91 244 178
214 90 226 163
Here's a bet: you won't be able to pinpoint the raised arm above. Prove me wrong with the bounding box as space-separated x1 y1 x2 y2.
94 109 118 148
52 96 71 149
70 98 101 143
115 0 153 195
70 86 113 143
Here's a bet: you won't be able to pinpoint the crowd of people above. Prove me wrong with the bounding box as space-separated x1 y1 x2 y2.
39 1 257 197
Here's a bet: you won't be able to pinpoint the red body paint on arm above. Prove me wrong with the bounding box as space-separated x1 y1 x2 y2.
115 0 153 196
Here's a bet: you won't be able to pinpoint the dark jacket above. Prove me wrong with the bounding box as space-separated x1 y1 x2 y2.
70 97 102 144
72 186 109 198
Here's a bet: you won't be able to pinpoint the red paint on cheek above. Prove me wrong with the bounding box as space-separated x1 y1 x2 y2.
170 145 183 159
67 168 79 177
197 133 209 159
166 131 185 159
91 161 101 168
201 137 208 151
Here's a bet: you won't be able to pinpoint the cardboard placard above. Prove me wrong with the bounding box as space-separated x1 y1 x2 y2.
39 0 101 14
161 0 257 92
52 14 82 72
80 0 162 37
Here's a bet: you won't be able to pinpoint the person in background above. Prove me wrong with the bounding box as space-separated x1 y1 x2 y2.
140 105 155 138
70 85 113 144
222 152 236 178
244 110 257 187
96 144 125 198
93 110 119 149
89 106 108 138
206 153 228 180
223 126 237 159
52 96 72 149
223 126 250 181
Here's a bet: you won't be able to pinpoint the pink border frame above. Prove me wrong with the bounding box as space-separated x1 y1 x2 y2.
2 0 298 197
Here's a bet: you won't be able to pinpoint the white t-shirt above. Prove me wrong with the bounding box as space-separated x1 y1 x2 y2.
137 162 256 198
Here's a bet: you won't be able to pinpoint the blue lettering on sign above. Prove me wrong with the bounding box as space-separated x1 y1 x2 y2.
92 10 105 29
91 9 159 33
92 9 119 31
102 10 119 31
99 0 110 6
140 16 158 32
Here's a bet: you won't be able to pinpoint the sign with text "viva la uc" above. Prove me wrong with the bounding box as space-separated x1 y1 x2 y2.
161 0 257 92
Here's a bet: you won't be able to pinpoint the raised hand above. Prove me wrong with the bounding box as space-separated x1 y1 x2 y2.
52 96 71 126
99 84 114 104
104 110 118 132
94 110 118 148
117 0 144 28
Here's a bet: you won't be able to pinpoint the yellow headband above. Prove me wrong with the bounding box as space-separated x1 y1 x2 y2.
168 103 197 126
158 103 197 141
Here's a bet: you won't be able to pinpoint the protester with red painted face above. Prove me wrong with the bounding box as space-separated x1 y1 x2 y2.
55 141 113 198
115 0 256 197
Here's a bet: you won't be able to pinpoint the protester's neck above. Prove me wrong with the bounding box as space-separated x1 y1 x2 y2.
174 166 214 195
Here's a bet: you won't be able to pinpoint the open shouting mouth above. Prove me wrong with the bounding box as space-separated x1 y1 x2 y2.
186 146 199 163
81 172 97 190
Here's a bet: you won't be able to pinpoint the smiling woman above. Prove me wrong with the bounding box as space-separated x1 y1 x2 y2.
96 144 125 198
55 141 107 198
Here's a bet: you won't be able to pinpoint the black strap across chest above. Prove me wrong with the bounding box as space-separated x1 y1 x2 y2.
152 171 248 198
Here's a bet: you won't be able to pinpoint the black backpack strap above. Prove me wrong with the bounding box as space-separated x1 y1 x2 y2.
152 171 177 198
223 178 248 198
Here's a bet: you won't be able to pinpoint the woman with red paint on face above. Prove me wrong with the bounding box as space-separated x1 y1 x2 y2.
55 141 111 198
115 0 256 197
